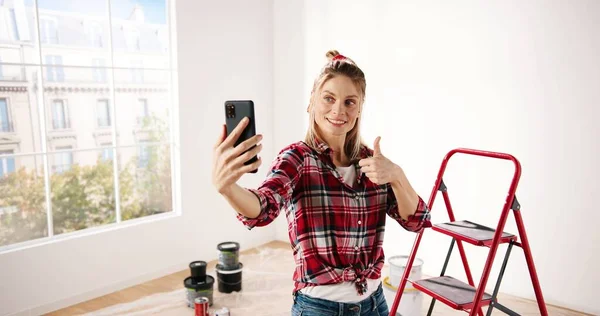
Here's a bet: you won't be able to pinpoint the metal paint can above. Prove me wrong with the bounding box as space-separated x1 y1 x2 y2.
217 241 240 270
216 263 243 293
213 307 230 316
185 275 215 307
194 297 209 316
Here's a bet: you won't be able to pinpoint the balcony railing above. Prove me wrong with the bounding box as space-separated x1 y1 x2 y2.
0 122 14 133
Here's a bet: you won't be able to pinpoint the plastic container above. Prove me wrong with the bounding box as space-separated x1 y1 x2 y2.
184 275 215 307
190 260 207 283
217 241 240 270
382 276 423 316
388 255 423 288
216 262 243 293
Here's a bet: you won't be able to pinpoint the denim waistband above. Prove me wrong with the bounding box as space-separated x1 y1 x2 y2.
293 282 384 315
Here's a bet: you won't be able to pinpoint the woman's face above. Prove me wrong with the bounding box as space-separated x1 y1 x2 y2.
313 75 361 139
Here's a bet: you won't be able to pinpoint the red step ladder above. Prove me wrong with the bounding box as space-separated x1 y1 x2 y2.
389 148 548 316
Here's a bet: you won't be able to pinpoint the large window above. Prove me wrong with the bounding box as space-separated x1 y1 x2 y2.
51 100 69 129
0 0 178 249
0 150 15 177
96 99 111 127
0 98 12 132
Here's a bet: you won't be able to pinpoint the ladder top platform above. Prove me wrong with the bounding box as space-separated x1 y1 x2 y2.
432 220 517 246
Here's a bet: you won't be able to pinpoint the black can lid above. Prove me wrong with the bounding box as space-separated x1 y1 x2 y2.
190 261 207 268
184 275 214 291
190 260 207 280
217 241 240 252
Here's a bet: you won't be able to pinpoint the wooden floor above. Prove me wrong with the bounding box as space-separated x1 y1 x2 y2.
48 241 588 316
47 241 290 316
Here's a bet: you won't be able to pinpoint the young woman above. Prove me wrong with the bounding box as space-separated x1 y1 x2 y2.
212 50 430 316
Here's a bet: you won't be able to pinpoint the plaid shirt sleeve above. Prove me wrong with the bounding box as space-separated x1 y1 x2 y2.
236 145 304 230
386 184 431 232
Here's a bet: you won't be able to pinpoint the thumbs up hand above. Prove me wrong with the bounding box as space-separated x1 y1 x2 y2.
358 136 402 185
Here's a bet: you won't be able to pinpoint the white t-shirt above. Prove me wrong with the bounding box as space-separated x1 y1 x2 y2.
300 277 382 303
336 165 356 187
299 165 382 302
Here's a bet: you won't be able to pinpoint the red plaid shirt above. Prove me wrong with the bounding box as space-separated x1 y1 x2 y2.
237 139 431 294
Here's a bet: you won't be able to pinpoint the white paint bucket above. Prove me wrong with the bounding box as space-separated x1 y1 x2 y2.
383 276 423 316
388 255 423 289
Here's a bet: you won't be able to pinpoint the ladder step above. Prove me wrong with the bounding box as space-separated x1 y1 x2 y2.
414 276 493 310
432 220 517 246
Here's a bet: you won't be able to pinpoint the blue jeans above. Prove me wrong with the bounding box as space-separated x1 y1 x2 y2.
291 283 389 316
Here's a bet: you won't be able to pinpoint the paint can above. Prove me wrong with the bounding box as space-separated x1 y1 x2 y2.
382 276 422 316
185 275 215 307
190 260 207 283
194 297 209 316
217 241 240 270
388 255 423 289
216 262 243 293
213 307 230 316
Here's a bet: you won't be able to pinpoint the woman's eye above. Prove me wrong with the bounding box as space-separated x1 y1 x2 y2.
345 100 356 106
324 96 334 102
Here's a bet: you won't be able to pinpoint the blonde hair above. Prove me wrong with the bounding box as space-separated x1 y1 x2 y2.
305 50 367 162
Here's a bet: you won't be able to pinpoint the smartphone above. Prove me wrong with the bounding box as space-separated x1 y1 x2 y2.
224 100 258 173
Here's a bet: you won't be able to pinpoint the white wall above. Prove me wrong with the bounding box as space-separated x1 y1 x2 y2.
272 0 306 242
0 1 276 315
279 0 597 314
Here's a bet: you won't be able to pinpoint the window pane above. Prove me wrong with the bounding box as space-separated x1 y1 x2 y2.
0 0 39 64
110 0 169 69
42 64 112 85
50 148 116 235
118 144 172 221
114 69 171 145
37 0 111 67
0 65 43 153
43 66 114 150
0 154 48 247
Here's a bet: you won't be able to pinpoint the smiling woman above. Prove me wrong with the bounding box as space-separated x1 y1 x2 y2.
212 50 431 315
305 50 366 165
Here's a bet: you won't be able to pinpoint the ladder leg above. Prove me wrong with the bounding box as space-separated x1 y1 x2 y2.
469 206 511 316
427 238 455 316
441 191 484 316
490 301 521 316
389 230 424 315
513 210 548 315
486 241 515 316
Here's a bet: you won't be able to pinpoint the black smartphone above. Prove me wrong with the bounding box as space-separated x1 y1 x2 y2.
224 100 258 173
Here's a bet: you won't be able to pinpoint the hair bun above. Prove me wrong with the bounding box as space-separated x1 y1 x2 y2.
326 50 341 61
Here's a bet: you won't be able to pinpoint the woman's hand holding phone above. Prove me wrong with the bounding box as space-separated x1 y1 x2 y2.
212 117 263 194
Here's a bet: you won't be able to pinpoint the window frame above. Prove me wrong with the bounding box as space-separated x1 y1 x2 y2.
0 0 180 253
0 149 16 177
50 99 70 130
0 97 14 133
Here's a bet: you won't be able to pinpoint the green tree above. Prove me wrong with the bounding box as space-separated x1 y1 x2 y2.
51 160 117 234
0 168 46 246
0 114 173 247
121 114 172 220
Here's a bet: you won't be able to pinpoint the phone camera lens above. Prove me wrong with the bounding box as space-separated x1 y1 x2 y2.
226 104 235 118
